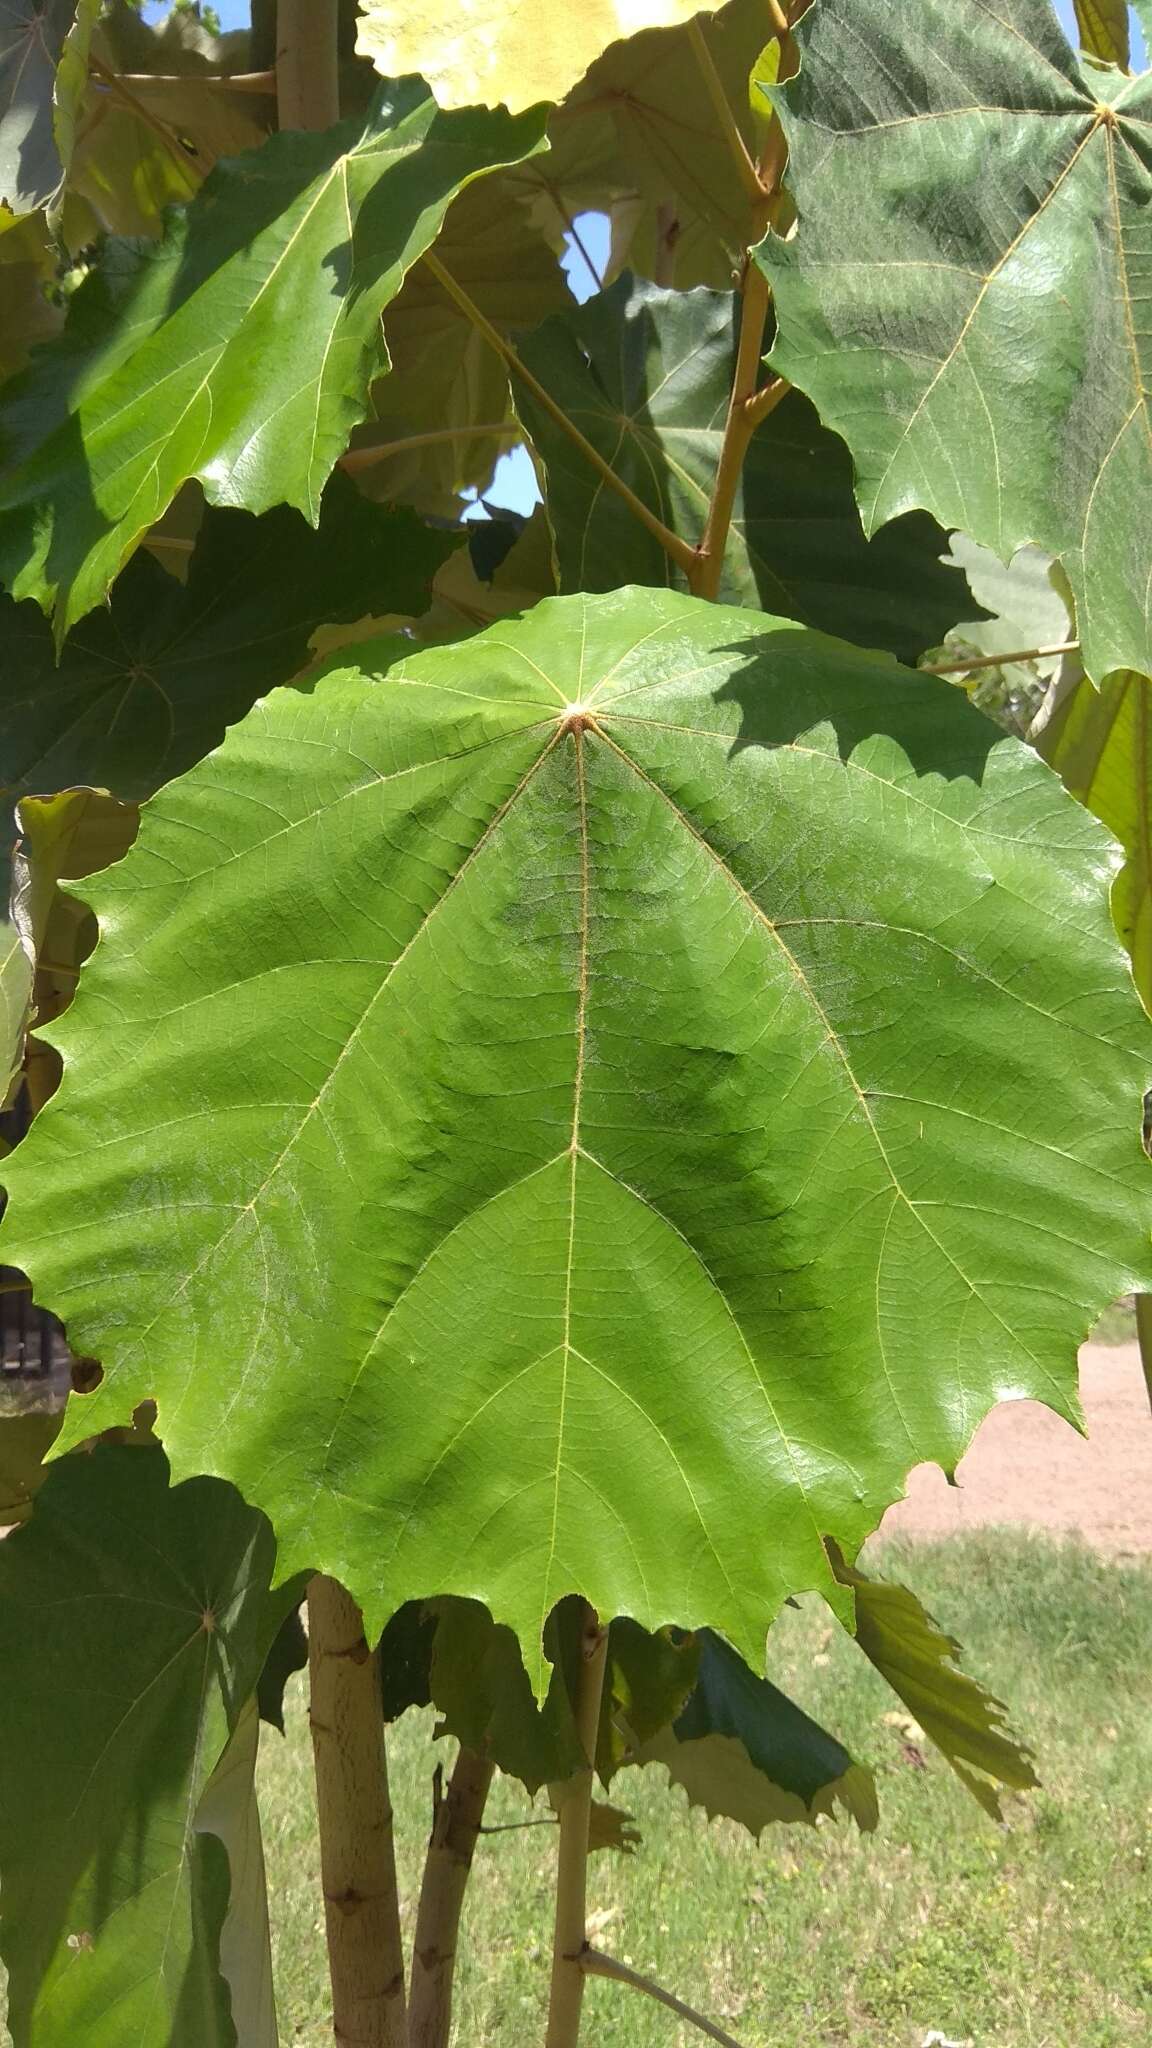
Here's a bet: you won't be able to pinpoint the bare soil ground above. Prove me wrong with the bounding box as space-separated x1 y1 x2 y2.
880 1339 1152 1554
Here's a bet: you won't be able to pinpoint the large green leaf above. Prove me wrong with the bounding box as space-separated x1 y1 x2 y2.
4 588 1151 1687
827 1544 1036 1820
1035 667 1152 1009
516 276 972 663
754 0 1152 685
0 1443 303 2046
627 1627 878 1833
0 482 454 804
0 81 546 633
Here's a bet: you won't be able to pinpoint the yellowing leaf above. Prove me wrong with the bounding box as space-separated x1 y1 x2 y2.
355 0 726 113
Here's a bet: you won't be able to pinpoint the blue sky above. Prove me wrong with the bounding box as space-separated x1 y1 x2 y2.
153 0 1146 513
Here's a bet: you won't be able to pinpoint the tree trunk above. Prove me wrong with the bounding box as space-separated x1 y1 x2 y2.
307 1575 408 2048
407 1746 495 2048
543 1605 608 2048
275 0 339 131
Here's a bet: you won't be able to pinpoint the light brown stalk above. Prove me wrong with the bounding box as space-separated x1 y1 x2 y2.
582 1949 750 2047
543 1606 609 2048
307 1576 408 2048
275 0 339 131
408 1748 495 2048
922 641 1079 676
687 18 767 205
688 263 781 600
119 69 277 93
423 252 697 576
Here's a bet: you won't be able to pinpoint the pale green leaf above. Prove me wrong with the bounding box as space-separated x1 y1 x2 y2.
755 0 1152 684
0 82 546 633
192 1699 277 2048
1034 667 1152 1011
4 589 1151 1688
0 789 133 1108
354 0 725 115
1074 0 1130 66
517 275 973 662
827 1543 1037 1820
0 1443 304 2047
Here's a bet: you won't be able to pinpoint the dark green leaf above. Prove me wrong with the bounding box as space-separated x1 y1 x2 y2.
754 0 1152 683
0 81 546 632
0 479 454 802
256 1601 307 1735
0 1443 302 2045
517 276 972 662
1034 667 1152 1011
5 589 1151 1689
0 0 77 212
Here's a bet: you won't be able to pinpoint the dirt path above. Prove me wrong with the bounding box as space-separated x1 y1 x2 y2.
880 1340 1152 1554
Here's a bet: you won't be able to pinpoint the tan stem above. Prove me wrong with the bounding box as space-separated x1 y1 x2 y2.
423 253 697 577
582 1949 750 2047
276 0 339 131
544 1606 609 2048
687 18 768 206
1135 1295 1152 1418
922 641 1079 676
408 1748 495 2048
688 264 775 601
307 1576 408 2048
118 69 277 92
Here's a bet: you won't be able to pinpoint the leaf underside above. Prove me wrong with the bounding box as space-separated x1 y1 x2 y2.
4 587 1151 1689
756 0 1152 685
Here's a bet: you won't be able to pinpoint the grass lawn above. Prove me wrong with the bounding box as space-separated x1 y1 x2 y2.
259 1533 1152 2047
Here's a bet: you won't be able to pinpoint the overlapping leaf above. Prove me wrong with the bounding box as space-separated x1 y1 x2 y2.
517 275 972 661
0 1444 304 2046
0 81 545 633
755 0 1152 684
360 175 569 516
0 0 80 212
827 1544 1037 1819
628 1628 879 1833
0 481 454 803
1035 667 1152 1010
354 0 725 115
506 0 774 290
4 588 1151 1686
1074 0 1130 66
